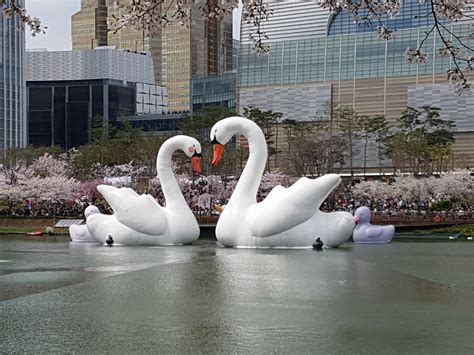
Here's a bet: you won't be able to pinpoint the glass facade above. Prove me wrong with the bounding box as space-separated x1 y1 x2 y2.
238 23 470 87
0 0 27 149
117 114 182 133
27 79 135 149
191 72 237 113
328 0 435 36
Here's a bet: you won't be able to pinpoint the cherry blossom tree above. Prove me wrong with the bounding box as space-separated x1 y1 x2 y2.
259 171 294 194
76 179 104 201
0 153 80 207
352 179 395 200
352 170 474 202
432 169 474 199
90 162 148 181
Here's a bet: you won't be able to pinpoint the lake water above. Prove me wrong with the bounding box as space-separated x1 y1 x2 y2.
1 235 473 354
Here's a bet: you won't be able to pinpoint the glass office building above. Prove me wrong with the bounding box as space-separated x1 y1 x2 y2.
238 0 474 169
117 113 182 134
0 0 27 149
191 72 237 113
26 48 170 148
238 0 464 97
28 79 135 149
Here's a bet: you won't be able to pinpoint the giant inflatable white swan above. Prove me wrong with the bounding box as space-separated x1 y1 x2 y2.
86 135 202 246
210 116 355 248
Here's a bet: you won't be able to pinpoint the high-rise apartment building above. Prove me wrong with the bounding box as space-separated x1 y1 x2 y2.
0 0 27 149
71 0 108 49
238 0 474 170
71 0 232 112
106 0 150 52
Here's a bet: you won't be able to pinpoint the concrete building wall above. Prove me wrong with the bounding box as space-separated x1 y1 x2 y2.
136 83 168 114
240 1 329 45
239 84 331 122
26 48 156 85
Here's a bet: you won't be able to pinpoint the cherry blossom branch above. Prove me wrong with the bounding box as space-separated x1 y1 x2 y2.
437 20 474 52
1 0 46 36
429 0 472 93
108 0 181 34
108 0 241 34
242 0 272 54
405 25 434 64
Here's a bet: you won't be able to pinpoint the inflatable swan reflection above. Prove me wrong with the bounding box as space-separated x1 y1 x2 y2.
86 136 202 246
210 116 355 248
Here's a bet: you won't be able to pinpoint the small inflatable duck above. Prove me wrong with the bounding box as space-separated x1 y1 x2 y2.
69 205 100 242
353 206 394 244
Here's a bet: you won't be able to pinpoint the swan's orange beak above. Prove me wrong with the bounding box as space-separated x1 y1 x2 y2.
191 156 202 174
212 144 224 166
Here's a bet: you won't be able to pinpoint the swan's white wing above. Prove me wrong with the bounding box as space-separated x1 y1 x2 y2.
249 174 341 238
97 185 168 235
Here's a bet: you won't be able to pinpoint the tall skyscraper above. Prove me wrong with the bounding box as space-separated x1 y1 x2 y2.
106 0 150 52
71 0 108 49
0 0 27 148
71 0 232 112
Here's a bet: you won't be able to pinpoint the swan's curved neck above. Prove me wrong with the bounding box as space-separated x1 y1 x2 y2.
157 136 188 211
227 118 267 209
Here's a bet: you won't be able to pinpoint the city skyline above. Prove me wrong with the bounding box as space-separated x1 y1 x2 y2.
25 0 241 51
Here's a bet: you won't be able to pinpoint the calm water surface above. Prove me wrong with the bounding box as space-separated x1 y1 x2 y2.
0 235 473 354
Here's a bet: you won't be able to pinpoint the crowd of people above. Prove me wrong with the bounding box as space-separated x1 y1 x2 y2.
0 181 472 219
0 200 112 218
323 186 473 219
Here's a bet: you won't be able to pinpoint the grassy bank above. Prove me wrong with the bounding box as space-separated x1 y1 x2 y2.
0 226 67 235
0 226 46 234
415 224 474 238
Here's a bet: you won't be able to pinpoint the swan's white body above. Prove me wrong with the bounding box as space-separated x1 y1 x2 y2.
69 205 100 242
86 136 200 246
211 117 355 248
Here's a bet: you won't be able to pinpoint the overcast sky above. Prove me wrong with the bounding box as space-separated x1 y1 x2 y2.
25 0 241 51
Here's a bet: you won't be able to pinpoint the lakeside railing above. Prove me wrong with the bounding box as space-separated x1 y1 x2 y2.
370 211 473 226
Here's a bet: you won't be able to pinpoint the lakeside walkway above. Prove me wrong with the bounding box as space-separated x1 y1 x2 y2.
195 212 474 228
0 211 473 232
